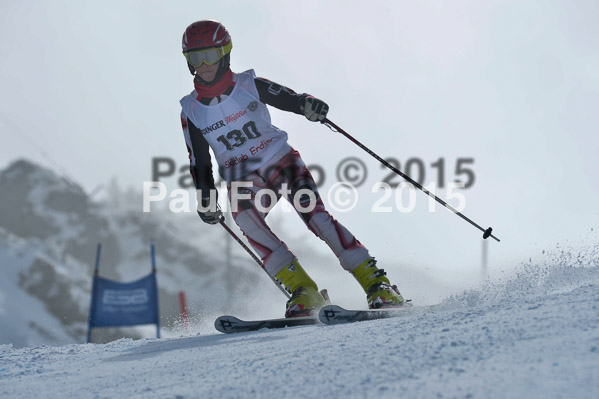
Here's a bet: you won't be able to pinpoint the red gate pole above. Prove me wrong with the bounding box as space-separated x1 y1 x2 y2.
179 291 189 332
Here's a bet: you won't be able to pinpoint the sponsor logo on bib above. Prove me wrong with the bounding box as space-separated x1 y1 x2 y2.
200 120 226 135
225 109 248 124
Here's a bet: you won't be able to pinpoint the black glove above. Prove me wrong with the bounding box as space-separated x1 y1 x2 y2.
300 95 329 122
196 193 223 225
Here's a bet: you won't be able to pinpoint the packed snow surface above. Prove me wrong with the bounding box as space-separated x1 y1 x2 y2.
1 250 598 398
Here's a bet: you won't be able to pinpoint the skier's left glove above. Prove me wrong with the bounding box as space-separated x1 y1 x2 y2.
300 95 329 122
196 191 223 225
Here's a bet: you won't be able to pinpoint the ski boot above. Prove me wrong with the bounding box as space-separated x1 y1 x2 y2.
275 260 327 318
352 257 405 309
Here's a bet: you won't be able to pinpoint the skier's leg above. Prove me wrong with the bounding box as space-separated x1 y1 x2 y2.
263 149 370 271
262 148 405 308
229 158 325 317
228 171 295 277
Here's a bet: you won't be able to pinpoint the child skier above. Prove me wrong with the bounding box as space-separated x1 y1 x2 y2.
179 20 404 317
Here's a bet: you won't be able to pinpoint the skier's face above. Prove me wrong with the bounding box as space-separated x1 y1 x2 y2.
195 62 219 83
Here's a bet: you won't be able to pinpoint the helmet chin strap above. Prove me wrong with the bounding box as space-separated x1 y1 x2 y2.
190 54 231 85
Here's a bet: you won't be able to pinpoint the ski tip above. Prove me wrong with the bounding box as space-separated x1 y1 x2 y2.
317 305 347 324
214 315 243 333
318 305 345 315
318 301 414 325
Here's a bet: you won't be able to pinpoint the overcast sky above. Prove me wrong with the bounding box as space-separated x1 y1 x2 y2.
1 0 598 280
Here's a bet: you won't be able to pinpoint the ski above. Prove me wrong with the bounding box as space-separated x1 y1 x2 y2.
214 315 320 334
318 302 413 325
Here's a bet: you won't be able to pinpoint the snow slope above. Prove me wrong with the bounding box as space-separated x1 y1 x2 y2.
1 245 598 398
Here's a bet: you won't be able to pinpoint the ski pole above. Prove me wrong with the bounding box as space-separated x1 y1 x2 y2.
322 118 500 242
219 218 291 298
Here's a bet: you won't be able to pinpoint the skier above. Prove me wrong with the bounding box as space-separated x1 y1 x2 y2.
179 20 404 317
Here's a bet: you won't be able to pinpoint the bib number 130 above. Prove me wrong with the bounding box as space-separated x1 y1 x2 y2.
216 121 262 151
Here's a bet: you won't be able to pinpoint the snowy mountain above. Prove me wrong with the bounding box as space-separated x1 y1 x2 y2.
0 244 597 398
0 159 266 347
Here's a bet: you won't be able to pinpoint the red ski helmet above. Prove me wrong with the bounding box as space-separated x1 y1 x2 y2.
182 20 232 80
182 20 232 52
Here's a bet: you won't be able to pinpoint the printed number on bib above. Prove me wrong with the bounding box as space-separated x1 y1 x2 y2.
217 121 262 151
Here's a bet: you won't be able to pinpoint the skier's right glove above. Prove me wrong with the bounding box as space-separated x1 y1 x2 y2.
196 192 223 225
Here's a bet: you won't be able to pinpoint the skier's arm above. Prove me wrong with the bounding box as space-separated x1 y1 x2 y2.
254 77 303 113
181 113 215 195
181 113 222 224
254 77 329 122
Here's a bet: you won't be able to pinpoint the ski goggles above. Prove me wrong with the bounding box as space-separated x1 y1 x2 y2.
183 43 232 67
